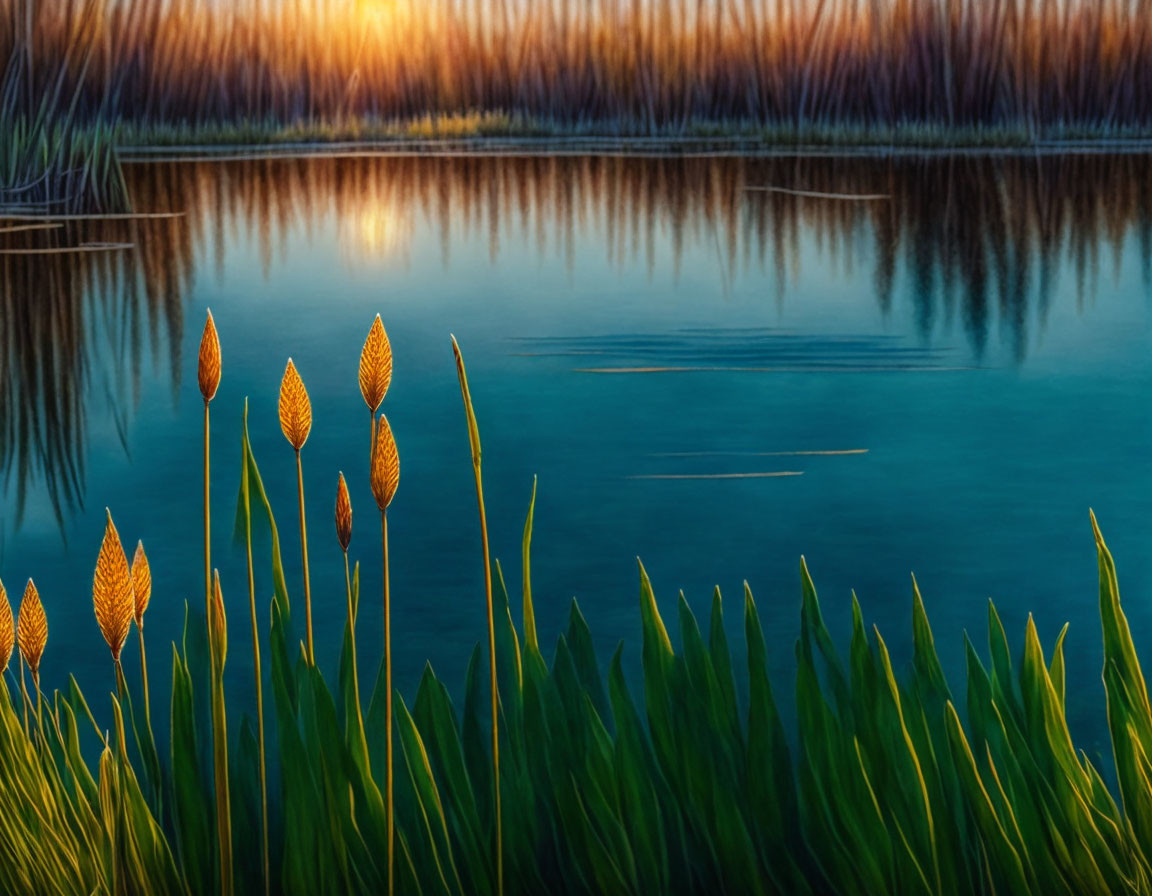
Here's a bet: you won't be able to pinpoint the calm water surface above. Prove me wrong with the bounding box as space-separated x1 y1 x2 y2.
2 153 1149 749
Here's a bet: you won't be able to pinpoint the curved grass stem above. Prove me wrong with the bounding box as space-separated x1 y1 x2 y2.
242 431 271 896
296 448 314 664
451 336 502 896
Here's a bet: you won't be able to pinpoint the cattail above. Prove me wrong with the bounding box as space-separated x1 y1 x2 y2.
17 579 46 681
371 415 400 511
372 412 400 896
360 314 392 431
93 510 135 664
132 540 152 626
0 580 13 673
280 358 315 663
279 358 312 451
451 334 502 896
17 579 47 734
200 311 220 665
336 472 353 551
132 540 154 729
198 310 221 403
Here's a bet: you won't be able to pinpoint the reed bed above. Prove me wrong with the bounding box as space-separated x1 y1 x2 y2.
2 315 1152 894
5 0 1152 141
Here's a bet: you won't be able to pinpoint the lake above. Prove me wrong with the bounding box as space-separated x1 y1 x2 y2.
2 150 1149 752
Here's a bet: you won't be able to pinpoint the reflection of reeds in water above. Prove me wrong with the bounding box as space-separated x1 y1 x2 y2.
0 213 191 531
3 153 1150 530
9 0 1152 135
127 153 1152 359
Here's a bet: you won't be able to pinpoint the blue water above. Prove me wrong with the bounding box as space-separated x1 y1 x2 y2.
2 153 1149 751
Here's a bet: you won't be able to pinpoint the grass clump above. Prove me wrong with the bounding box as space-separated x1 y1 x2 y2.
2 316 1152 894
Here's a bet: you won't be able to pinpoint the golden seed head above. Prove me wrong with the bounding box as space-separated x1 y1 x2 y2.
198 310 221 402
17 579 46 675
0 580 13 673
370 414 400 511
278 358 313 451
335 472 353 551
131 540 152 626
209 570 227 667
94 510 135 662
359 314 393 414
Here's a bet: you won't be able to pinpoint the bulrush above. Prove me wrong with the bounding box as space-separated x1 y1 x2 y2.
131 540 153 726
451 335 502 896
336 472 353 553
279 358 315 663
93 511 135 686
0 580 12 673
370 414 399 896
336 472 368 769
17 579 47 732
199 310 220 658
360 314 392 450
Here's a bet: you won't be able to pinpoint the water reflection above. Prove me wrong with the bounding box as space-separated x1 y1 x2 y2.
2 152 1150 527
0 215 189 531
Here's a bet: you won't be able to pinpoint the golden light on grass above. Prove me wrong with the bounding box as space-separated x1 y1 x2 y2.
280 358 316 663
370 414 399 896
0 580 12 673
450 334 502 895
93 510 135 667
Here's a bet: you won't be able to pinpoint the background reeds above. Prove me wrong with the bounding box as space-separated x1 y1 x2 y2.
3 0 1151 143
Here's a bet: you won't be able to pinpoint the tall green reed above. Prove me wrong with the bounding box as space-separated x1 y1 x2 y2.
240 399 271 896
451 334 502 895
370 413 400 896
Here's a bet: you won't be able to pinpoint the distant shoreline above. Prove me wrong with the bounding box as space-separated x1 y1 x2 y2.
119 135 1152 163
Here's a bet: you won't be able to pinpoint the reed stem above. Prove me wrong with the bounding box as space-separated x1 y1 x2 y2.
382 510 394 896
204 400 213 659
473 460 502 896
137 622 151 730
18 656 29 737
343 549 366 757
32 670 42 743
209 571 233 896
296 449 314 664
244 452 270 896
